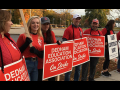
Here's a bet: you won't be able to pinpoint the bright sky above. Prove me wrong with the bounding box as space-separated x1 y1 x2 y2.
53 9 118 20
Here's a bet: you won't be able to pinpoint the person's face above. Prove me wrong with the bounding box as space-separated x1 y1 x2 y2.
113 22 116 28
73 17 81 26
4 18 13 33
91 22 99 30
41 23 50 32
30 18 40 32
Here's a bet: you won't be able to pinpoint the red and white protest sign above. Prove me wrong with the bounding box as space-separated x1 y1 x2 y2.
73 37 90 67
0 56 30 81
83 34 105 57
43 41 74 80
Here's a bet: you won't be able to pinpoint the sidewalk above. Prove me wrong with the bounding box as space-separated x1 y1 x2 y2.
95 70 120 81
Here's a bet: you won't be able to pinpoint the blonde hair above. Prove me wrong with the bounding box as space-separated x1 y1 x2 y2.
0 10 12 32
27 16 43 38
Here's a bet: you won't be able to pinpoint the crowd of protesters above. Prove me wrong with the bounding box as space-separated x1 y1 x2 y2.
0 10 120 81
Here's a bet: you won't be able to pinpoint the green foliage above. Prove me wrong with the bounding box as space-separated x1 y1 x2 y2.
85 9 110 27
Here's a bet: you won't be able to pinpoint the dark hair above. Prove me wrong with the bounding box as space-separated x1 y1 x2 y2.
42 25 53 44
105 20 115 30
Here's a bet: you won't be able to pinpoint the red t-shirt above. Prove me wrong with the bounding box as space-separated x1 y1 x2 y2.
62 25 83 40
84 28 103 36
117 31 120 41
44 31 57 44
37 31 57 69
101 28 114 36
2 36 21 63
17 33 44 58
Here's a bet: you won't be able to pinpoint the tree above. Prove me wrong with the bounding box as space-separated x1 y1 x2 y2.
85 9 111 27
8 9 21 24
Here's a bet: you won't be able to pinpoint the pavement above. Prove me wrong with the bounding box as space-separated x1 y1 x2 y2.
95 70 120 81
9 27 120 81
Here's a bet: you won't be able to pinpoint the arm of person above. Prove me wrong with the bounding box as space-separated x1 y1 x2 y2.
62 28 70 41
17 34 32 53
51 31 62 45
30 47 44 58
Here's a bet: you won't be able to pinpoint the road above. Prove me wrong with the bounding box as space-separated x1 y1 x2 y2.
10 27 119 42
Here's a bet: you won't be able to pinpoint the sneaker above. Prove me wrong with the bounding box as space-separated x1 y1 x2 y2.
117 69 120 73
106 71 111 76
101 71 110 77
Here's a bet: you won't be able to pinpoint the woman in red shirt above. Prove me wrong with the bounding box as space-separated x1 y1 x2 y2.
38 17 61 81
17 16 44 81
0 10 22 73
101 20 116 77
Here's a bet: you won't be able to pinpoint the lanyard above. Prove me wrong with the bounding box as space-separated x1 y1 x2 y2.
90 28 100 36
72 25 82 40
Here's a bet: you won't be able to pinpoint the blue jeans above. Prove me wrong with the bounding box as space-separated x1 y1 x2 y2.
64 65 81 81
25 59 38 81
117 54 120 69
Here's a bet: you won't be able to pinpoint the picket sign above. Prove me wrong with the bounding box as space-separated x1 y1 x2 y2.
43 41 74 81
0 56 30 81
83 34 105 57
107 34 118 60
19 9 32 47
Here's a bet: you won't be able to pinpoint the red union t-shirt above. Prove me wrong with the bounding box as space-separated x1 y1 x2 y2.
17 33 44 58
62 25 83 40
37 31 57 69
101 28 114 36
84 28 103 36
117 31 120 41
3 36 21 62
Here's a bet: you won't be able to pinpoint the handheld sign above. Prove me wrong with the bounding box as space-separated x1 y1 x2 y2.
19 9 32 47
0 56 30 81
107 34 118 60
73 37 90 67
43 41 74 80
83 34 105 57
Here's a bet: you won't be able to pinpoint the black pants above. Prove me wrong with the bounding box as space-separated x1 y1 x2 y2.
103 49 110 70
81 57 99 81
38 69 55 81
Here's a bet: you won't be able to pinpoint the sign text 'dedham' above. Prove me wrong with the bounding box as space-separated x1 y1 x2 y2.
0 57 30 81
43 41 73 80
83 34 105 57
73 37 90 67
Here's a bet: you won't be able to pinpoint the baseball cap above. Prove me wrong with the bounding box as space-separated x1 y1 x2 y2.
73 14 81 19
41 17 50 24
92 19 99 24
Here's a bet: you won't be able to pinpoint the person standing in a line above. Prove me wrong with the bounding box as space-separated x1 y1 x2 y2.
101 20 116 76
37 17 61 81
62 14 83 81
0 10 22 73
17 16 44 81
81 19 103 81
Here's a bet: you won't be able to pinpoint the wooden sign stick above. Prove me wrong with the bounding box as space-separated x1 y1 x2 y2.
19 9 32 47
57 75 60 81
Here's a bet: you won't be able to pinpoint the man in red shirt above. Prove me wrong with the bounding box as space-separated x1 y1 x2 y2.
81 19 103 81
62 14 83 81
